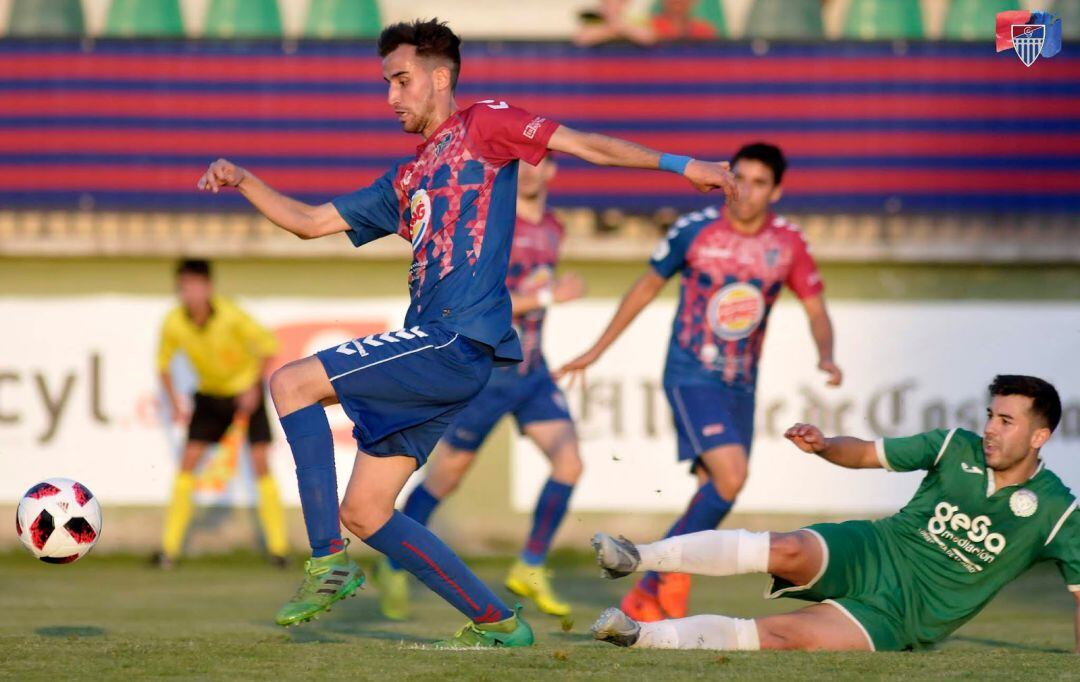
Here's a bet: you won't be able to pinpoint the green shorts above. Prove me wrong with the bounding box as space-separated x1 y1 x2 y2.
766 520 921 651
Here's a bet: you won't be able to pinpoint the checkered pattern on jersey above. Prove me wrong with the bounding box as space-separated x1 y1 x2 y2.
659 212 823 387
506 212 564 374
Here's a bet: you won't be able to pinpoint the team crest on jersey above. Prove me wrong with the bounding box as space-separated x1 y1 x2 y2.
434 131 454 155
765 248 780 269
1009 489 1038 518
408 189 432 252
706 282 765 341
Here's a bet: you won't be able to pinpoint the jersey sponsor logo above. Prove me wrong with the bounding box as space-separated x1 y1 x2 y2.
921 500 1007 572
523 116 547 140
1009 489 1038 517
706 282 765 341
408 189 432 252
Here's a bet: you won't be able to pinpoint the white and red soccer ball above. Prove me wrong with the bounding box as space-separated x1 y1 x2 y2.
16 478 101 564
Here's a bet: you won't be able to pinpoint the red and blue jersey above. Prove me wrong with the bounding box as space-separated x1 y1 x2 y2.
506 211 564 375
331 101 559 362
650 209 823 389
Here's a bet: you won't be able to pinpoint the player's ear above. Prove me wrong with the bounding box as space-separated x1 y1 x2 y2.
543 157 557 182
768 184 783 204
432 64 452 93
1030 426 1051 450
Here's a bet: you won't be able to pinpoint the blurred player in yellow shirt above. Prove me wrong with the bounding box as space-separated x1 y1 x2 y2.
155 259 287 567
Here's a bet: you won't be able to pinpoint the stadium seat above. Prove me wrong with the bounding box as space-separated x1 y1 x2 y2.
204 0 282 38
8 0 84 36
104 0 184 37
1051 0 1079 40
305 0 382 38
844 0 924 39
649 0 727 36
944 0 1020 40
745 0 823 39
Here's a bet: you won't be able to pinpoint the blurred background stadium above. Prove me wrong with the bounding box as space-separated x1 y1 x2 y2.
1 0 1078 560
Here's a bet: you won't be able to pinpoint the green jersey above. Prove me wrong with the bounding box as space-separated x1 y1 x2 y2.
875 428 1079 643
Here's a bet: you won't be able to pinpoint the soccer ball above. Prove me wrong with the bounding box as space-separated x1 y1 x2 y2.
16 478 101 564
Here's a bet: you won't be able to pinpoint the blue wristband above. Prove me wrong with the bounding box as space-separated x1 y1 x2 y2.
659 153 692 175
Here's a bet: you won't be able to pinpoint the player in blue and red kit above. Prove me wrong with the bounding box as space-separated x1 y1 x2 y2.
197 19 737 646
558 143 841 623
374 155 586 621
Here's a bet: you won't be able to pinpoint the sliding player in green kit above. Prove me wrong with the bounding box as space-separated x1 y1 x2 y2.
590 375 1079 652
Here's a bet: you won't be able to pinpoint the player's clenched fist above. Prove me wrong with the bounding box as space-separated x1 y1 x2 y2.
684 160 739 204
784 422 827 454
197 158 248 193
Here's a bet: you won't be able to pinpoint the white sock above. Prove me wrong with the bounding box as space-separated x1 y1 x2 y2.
636 529 770 576
635 615 761 650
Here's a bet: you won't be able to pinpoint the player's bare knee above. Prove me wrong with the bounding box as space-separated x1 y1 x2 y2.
756 619 804 651
768 532 807 573
550 447 583 484
338 501 391 539
711 468 745 501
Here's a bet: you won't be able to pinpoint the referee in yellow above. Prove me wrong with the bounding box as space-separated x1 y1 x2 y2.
156 259 288 567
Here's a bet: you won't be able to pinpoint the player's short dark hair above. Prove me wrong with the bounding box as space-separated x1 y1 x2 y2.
988 375 1061 432
377 19 462 91
176 258 211 279
731 142 787 185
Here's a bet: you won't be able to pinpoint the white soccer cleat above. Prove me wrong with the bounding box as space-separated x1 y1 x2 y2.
591 532 641 579
591 607 641 648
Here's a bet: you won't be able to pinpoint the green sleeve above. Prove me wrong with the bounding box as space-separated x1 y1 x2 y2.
876 428 954 473
1040 502 1080 592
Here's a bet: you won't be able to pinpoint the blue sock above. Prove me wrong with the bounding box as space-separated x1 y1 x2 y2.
366 511 513 624
280 404 342 558
638 481 733 596
388 484 442 570
521 479 574 566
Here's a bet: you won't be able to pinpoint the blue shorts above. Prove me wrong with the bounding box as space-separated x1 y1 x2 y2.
315 324 493 467
665 383 755 463
442 365 572 451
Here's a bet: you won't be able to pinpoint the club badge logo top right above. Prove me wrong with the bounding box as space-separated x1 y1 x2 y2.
995 10 1063 67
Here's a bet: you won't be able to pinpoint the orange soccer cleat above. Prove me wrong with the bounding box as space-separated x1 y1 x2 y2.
657 572 692 619
619 585 666 622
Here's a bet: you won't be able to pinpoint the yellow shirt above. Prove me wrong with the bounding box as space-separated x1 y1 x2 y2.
157 296 279 397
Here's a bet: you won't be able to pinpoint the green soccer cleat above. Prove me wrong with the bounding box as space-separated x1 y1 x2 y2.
372 556 411 621
274 544 365 627
434 604 535 648
504 560 572 617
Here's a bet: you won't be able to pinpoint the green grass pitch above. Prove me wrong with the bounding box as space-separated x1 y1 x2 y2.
0 551 1074 680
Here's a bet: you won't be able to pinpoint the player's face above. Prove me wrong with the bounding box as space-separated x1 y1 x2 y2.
176 273 212 312
517 157 556 200
729 159 782 223
982 394 1050 470
383 44 449 136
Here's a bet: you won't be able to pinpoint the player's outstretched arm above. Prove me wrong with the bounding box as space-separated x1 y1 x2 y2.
554 270 665 385
546 126 738 203
800 296 842 387
784 423 881 469
196 158 349 240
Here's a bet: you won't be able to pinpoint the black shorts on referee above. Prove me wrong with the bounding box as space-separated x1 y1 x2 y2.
187 390 272 444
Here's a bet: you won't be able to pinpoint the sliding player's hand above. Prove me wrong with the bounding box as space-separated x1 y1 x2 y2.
684 160 738 204
197 158 248 194
553 348 601 389
784 423 827 454
819 360 843 387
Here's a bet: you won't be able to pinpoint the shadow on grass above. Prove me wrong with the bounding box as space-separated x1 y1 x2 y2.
35 625 106 638
947 635 1068 654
